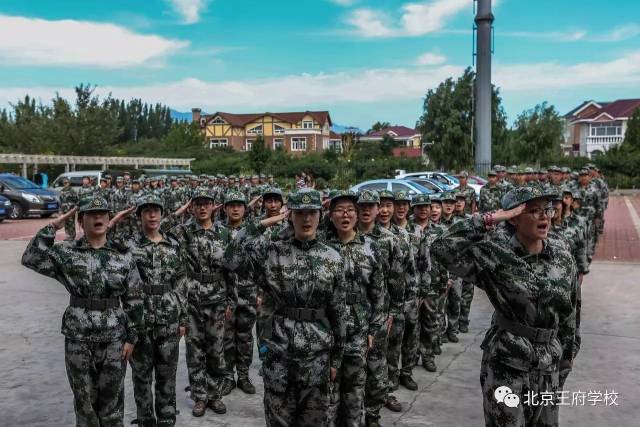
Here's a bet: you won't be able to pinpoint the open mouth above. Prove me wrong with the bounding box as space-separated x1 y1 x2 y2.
340 219 351 227
301 224 312 232
93 221 104 228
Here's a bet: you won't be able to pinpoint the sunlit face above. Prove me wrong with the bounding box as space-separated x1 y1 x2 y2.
413 205 431 221
459 177 468 186
331 199 358 234
430 203 442 222
116 181 124 188
80 211 110 238
291 209 320 241
442 201 455 215
192 198 215 222
378 200 395 226
549 171 563 185
225 202 246 223
562 193 573 208
552 200 563 221
454 198 466 213
82 177 90 186
63 181 70 188
100 181 108 189
579 175 590 186
264 196 283 217
488 176 498 185
393 201 410 221
358 203 379 226
510 199 553 243
140 205 162 232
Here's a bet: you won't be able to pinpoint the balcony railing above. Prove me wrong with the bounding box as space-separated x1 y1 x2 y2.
585 136 623 145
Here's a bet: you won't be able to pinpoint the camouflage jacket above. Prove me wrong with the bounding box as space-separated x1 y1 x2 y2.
21 225 144 344
553 214 589 275
59 187 78 210
432 215 579 371
577 183 603 221
389 221 420 305
111 188 130 213
321 230 386 344
418 222 448 298
360 223 405 317
165 218 236 308
77 185 97 201
261 237 347 372
123 232 191 328
456 184 477 213
479 184 502 213
592 177 609 211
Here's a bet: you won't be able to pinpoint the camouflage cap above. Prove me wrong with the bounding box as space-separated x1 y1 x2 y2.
330 189 358 206
487 170 497 176
411 194 431 207
131 179 141 184
547 165 562 173
62 177 70 183
262 187 284 200
494 165 506 172
501 186 551 210
357 189 380 204
586 163 596 169
115 176 124 182
267 174 274 178
561 166 571 173
393 190 412 202
260 174 266 179
287 189 322 210
524 166 535 174
192 188 215 201
430 194 443 204
378 190 395 200
78 196 110 213
453 189 467 199
459 170 469 178
224 190 247 205
439 192 456 202
578 168 589 176
507 166 518 174
570 171 579 179
135 194 164 215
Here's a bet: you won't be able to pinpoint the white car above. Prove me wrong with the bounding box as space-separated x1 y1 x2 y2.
395 171 459 191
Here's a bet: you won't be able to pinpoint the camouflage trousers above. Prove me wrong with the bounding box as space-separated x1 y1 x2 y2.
445 279 463 335
434 290 448 347
459 281 475 330
480 353 560 427
223 291 257 380
64 338 126 427
364 322 389 422
130 326 180 427
62 207 76 240
263 351 331 427
328 344 367 426
185 303 226 402
386 313 405 389
418 296 440 364
400 300 420 378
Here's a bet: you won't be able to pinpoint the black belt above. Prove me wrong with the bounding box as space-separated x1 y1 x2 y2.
495 313 557 344
143 284 172 295
69 296 120 311
277 307 327 322
188 272 218 283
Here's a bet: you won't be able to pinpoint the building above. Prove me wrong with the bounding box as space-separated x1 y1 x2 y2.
359 125 423 158
563 99 640 157
192 109 333 154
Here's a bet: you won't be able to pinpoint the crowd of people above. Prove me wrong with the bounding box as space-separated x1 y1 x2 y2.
21 162 609 427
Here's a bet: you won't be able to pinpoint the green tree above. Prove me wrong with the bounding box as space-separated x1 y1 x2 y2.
508 102 564 163
623 107 640 150
368 121 391 134
248 135 271 174
163 121 204 154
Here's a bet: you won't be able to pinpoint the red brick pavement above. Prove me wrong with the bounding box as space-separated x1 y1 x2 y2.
593 195 640 263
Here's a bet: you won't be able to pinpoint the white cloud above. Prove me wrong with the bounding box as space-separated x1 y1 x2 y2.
2 51 639 112
166 0 210 24
417 52 446 66
593 24 640 42
328 0 358 6
345 0 471 38
0 15 188 68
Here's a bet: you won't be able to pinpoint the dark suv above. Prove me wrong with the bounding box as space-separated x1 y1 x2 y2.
0 173 59 219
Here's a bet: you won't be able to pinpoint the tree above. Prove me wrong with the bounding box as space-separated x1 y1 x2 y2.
368 121 391 134
508 102 564 164
248 135 270 174
623 107 640 150
163 121 204 154
380 134 396 155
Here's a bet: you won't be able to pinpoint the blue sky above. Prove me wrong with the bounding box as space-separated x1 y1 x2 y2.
0 0 639 130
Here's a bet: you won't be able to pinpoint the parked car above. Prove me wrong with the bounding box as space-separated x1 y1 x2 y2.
0 194 12 222
50 170 103 193
395 171 459 190
0 173 60 219
401 177 448 193
350 179 435 195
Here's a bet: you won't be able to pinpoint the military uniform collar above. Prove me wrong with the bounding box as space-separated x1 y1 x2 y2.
74 236 115 251
509 234 551 259
292 237 319 250
138 230 171 247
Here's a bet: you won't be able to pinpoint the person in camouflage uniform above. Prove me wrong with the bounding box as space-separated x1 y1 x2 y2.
576 169 603 263
479 171 502 214
588 165 609 236
110 177 130 238
356 190 405 427
453 192 474 336
455 171 477 213
21 196 144 427
260 189 347 427
432 187 579 427
321 191 385 427
77 175 97 201
437 192 461 344
163 189 233 417
59 177 78 241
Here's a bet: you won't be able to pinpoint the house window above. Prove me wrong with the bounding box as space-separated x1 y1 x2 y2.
212 117 226 124
590 121 622 137
245 139 254 151
302 121 314 129
273 138 284 150
274 124 286 134
209 138 228 148
247 124 263 135
291 137 307 151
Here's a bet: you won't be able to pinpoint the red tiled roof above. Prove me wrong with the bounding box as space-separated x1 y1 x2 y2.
569 99 640 121
329 131 342 139
368 126 418 138
202 111 332 127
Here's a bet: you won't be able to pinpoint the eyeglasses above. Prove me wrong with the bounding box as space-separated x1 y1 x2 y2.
524 207 557 219
333 208 357 216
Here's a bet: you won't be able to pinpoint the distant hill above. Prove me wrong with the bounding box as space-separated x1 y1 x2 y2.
170 109 195 122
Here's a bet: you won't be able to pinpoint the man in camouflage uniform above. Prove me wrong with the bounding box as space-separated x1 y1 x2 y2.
321 191 385 427
58 177 78 241
110 177 130 238
77 175 96 201
456 171 477 213
164 189 234 416
260 189 347 427
453 192 475 336
432 187 579 427
576 169 603 263
479 170 502 213
588 165 609 236
120 195 191 427
21 196 144 427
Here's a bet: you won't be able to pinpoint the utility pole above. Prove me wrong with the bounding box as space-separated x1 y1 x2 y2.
474 0 494 175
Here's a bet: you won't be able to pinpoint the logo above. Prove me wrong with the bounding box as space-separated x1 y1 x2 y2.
301 194 311 204
361 191 372 201
495 386 520 408
91 198 103 207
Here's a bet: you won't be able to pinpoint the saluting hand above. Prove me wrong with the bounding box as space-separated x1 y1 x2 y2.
175 200 192 217
50 207 77 230
109 206 135 228
248 196 262 207
492 204 526 223
121 342 134 361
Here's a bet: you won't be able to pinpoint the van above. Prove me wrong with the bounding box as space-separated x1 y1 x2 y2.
50 171 103 193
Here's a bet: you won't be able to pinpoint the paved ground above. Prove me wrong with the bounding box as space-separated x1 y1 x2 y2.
1 195 639 426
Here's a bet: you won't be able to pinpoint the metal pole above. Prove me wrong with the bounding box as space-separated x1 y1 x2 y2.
474 0 493 175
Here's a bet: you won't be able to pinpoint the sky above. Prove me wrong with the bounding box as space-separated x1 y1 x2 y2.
0 0 639 130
